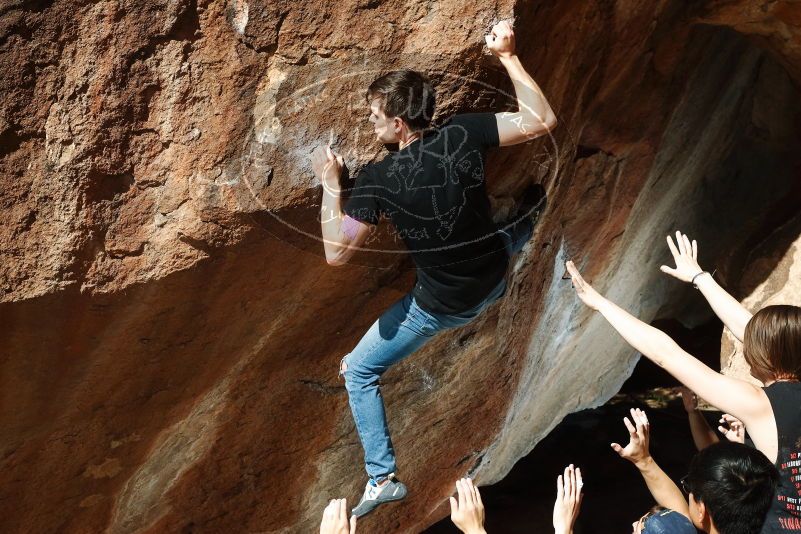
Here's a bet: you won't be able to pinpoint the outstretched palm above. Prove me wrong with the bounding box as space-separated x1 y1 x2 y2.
611 408 651 466
566 261 606 311
553 464 583 534
660 232 703 283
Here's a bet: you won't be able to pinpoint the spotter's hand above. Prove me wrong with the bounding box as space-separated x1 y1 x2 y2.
565 260 606 311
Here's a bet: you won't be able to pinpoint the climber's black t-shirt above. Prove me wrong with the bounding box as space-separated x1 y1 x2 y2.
343 113 508 315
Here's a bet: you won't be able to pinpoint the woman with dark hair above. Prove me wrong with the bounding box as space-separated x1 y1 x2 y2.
566 232 801 532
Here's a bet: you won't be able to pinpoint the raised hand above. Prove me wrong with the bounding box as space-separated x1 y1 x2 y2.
611 408 651 467
319 499 356 534
485 20 515 59
565 260 606 311
449 478 486 534
719 413 746 443
660 231 704 283
311 145 344 186
553 464 583 534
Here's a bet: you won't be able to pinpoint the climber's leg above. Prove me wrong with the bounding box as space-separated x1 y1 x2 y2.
498 183 546 257
341 277 507 517
342 277 509 472
342 293 440 483
498 216 534 257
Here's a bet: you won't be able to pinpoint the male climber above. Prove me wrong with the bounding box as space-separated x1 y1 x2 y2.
310 20 557 517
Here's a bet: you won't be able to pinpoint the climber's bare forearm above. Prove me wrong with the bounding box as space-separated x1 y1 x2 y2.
496 54 557 146
320 181 350 264
320 181 372 266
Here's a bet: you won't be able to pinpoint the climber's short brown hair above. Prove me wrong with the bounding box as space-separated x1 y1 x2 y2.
744 305 801 381
366 70 435 131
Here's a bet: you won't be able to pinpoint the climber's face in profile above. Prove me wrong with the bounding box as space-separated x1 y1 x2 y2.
369 97 402 144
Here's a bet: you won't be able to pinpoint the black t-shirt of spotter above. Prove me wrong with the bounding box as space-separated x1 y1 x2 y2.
761 381 801 532
343 112 509 315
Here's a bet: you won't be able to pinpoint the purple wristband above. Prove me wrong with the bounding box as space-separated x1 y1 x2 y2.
342 215 361 240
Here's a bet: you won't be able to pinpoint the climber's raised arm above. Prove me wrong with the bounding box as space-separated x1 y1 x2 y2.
312 145 373 266
485 20 557 147
565 260 771 431
660 232 753 342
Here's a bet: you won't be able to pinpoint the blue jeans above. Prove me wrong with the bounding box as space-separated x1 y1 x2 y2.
342 217 533 481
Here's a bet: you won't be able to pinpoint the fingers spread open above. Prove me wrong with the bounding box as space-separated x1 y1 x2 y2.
666 235 680 259
623 416 636 435
634 417 645 436
636 408 649 427
676 231 686 255
682 234 692 257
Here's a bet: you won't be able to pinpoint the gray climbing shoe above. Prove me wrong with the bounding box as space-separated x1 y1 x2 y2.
351 474 408 518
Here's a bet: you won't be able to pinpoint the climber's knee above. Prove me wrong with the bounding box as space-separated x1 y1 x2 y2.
341 356 379 393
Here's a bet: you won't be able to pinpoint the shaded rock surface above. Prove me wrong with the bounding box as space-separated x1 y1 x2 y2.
426 395 701 533
1 1 801 532
427 322 728 533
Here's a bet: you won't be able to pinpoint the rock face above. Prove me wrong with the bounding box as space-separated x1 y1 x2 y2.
1 1 800 532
